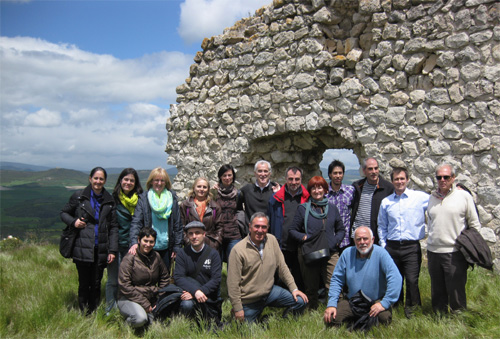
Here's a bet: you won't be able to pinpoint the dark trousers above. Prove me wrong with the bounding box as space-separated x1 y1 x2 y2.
156 248 172 271
75 248 105 313
386 240 422 308
298 248 339 309
428 251 468 312
283 250 304 291
333 299 392 326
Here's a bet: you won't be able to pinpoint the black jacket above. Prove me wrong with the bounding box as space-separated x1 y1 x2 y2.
60 185 118 264
351 177 394 244
456 227 493 270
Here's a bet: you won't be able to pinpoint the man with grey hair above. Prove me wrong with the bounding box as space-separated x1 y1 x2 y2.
426 163 480 313
351 158 394 245
227 212 308 322
238 160 280 223
324 226 401 328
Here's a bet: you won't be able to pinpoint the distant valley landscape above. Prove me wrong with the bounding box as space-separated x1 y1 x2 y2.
0 162 177 242
0 162 360 242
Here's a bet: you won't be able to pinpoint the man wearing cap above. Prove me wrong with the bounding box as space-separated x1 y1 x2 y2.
174 221 222 322
227 212 308 322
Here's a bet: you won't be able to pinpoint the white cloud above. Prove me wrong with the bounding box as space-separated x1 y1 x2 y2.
178 0 271 44
0 36 192 170
24 108 62 127
320 149 360 170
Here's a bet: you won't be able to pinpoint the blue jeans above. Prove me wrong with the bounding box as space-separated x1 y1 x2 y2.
105 247 128 312
179 300 196 317
242 285 306 322
223 239 240 263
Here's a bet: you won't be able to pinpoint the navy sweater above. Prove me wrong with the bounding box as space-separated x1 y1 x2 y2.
289 202 345 253
173 245 222 300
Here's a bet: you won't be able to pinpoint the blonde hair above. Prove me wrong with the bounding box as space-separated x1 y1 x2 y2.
146 167 172 191
187 177 213 202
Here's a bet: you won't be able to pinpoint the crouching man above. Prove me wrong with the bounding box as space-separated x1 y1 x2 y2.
227 212 308 322
174 221 222 323
324 226 401 330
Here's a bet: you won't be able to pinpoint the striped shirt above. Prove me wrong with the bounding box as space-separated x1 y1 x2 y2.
352 182 377 237
327 184 355 248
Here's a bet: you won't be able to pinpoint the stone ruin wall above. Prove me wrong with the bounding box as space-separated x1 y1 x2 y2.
165 0 500 269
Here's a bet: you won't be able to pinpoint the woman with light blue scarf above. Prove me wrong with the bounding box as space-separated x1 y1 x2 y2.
129 167 183 269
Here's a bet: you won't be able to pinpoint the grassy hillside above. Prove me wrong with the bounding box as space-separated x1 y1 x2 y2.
1 240 499 338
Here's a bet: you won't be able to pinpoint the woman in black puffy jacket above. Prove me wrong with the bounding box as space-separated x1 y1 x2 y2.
60 167 118 314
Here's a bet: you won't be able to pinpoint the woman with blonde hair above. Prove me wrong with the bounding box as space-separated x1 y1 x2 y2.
129 167 183 268
180 177 222 251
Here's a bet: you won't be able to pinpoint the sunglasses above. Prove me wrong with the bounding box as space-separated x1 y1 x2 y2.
436 175 451 180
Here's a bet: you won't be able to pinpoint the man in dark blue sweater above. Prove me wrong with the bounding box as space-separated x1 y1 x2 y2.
174 221 222 322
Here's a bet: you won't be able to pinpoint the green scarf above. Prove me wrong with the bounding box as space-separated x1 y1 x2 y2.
119 191 138 215
304 198 329 233
148 188 173 219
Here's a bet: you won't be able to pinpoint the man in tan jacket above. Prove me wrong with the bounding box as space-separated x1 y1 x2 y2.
227 212 308 322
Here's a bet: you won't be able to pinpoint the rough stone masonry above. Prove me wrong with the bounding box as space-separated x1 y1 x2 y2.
166 0 500 269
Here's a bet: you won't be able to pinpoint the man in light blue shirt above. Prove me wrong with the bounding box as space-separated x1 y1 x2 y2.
377 167 429 317
324 226 401 328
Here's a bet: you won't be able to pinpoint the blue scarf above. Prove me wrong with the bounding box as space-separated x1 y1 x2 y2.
304 198 329 233
90 190 103 245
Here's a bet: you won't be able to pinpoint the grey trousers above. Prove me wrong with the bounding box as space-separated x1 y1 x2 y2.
117 298 152 328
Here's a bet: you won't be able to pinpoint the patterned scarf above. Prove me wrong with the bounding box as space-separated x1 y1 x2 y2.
218 185 237 200
148 188 173 219
304 197 329 231
119 191 139 215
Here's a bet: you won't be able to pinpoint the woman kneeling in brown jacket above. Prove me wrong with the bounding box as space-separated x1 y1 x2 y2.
118 227 170 328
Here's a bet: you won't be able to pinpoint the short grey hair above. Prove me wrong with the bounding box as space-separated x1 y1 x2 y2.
354 226 373 239
362 157 378 170
254 160 272 173
249 211 269 224
436 163 455 176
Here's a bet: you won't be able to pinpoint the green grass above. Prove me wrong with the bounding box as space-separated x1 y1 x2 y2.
1 240 499 338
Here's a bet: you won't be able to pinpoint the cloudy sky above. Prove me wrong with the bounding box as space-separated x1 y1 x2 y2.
1 0 358 172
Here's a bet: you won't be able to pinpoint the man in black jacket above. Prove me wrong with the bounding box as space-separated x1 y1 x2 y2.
174 221 222 322
350 158 394 245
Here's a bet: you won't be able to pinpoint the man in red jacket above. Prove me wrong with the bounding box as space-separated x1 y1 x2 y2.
268 166 310 290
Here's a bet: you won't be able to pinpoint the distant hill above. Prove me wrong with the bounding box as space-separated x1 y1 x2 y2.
0 161 51 172
0 166 178 188
0 168 89 187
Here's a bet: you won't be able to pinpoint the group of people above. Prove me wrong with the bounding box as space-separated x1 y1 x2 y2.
60 157 481 330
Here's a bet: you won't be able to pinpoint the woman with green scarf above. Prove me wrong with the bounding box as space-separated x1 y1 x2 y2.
289 176 345 309
129 167 183 270
105 168 143 313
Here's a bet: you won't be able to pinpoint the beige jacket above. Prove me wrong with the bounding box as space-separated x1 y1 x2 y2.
227 234 297 312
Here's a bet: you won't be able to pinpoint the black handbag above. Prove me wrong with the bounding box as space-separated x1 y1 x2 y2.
301 218 330 264
59 225 77 258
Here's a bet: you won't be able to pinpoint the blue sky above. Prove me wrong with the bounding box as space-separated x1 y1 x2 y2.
0 0 358 172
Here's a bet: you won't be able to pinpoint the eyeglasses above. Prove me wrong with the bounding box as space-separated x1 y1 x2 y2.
436 176 451 181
